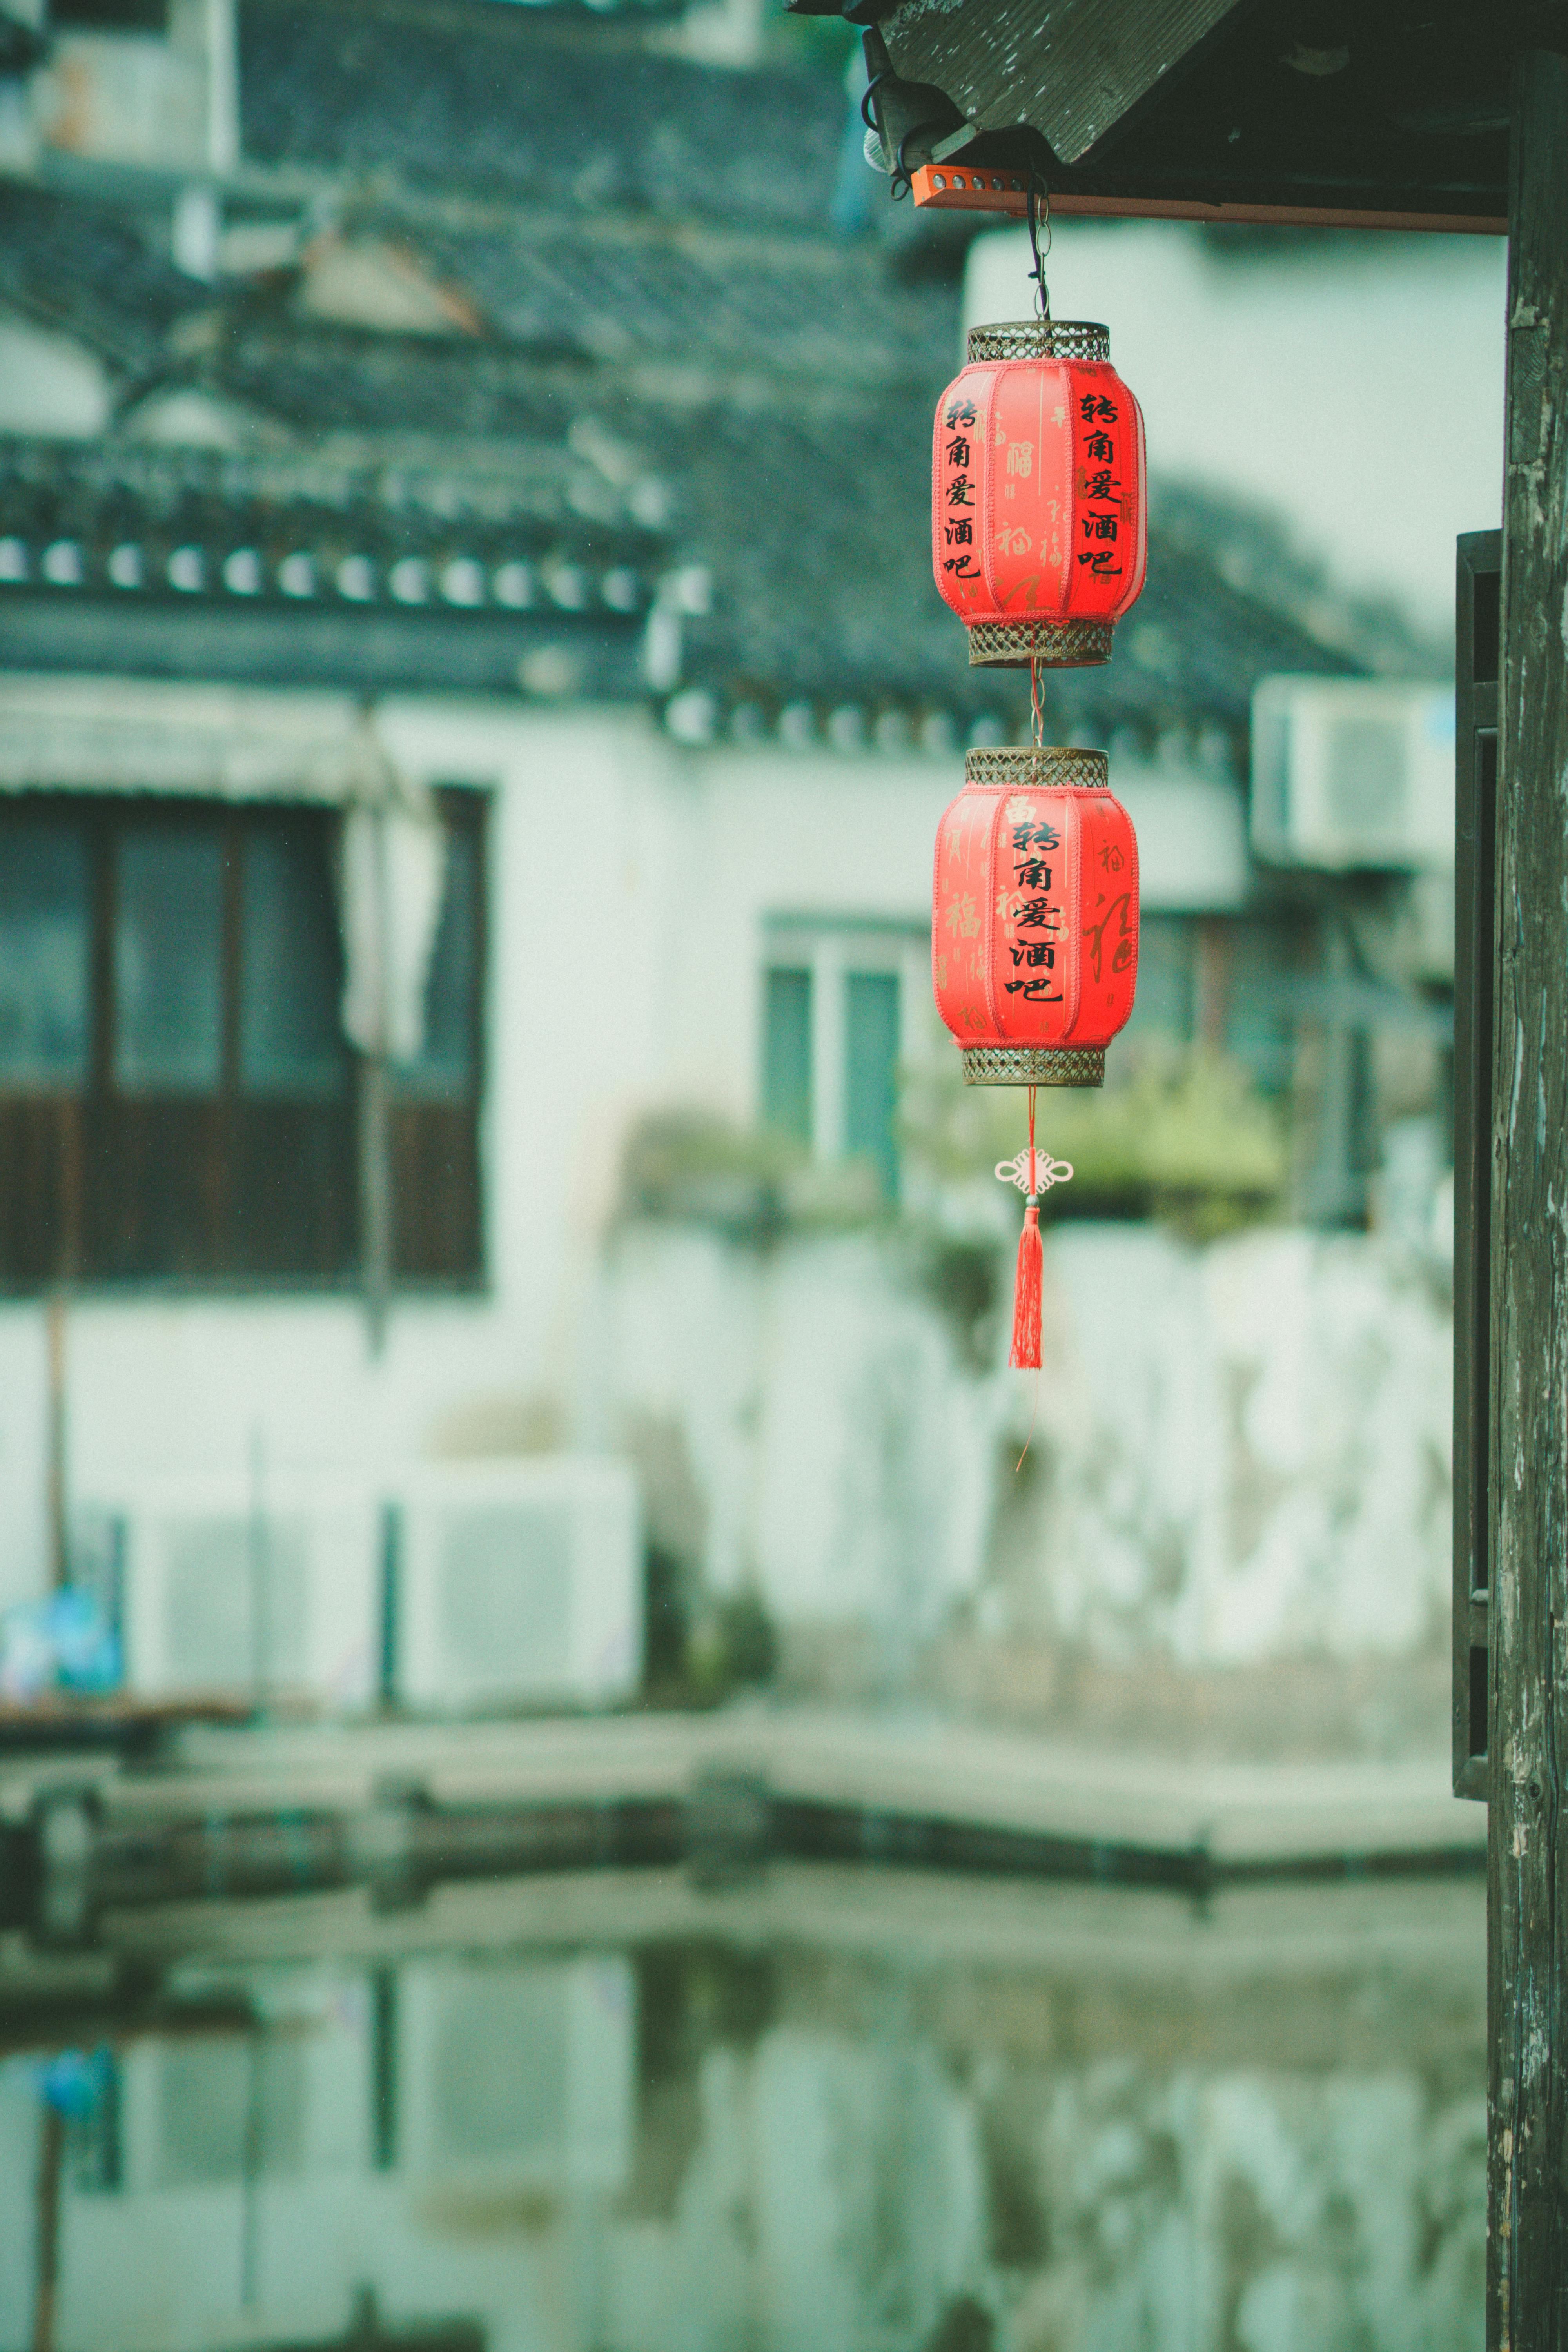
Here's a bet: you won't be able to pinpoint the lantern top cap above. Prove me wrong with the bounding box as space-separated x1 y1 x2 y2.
966 320 1110 365
966 744 1108 791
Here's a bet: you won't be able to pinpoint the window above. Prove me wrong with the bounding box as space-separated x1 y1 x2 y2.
1122 914 1196 1045
1120 913 1304 1097
0 815 90 1085
761 967 812 1147
240 827 345 1096
0 792 484 1290
844 973 900 1203
1221 918 1303 1096
114 827 226 1092
760 926 922 1203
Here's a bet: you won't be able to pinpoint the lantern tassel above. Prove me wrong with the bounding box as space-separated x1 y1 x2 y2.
1008 1087 1043 1371
1009 1199 1043 1370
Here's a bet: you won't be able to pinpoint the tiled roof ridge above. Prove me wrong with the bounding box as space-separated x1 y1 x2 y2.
214 324 953 414
0 425 670 534
340 199 906 274
0 172 958 409
237 0 837 107
237 0 849 230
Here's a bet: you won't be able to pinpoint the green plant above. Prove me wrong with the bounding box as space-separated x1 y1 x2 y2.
907 1231 1002 1372
903 1044 1286 1237
620 1109 795 1242
620 1109 895 1242
686 1591 779 1705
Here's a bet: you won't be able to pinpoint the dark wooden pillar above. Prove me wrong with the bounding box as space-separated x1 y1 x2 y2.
1490 44 1568 2352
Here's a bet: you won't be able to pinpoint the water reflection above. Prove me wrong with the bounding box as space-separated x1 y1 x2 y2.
0 1870 1483 2352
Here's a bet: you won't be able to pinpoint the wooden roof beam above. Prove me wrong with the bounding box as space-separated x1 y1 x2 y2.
873 0 1249 164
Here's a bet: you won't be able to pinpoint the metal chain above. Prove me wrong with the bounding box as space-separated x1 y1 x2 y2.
1026 174 1052 319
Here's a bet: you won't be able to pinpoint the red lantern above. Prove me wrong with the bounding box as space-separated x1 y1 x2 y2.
933 321 1147 668
932 745 1140 1365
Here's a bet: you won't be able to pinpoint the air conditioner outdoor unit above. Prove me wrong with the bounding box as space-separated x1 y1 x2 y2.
392 1457 642 1713
397 1954 633 2192
108 1473 379 1711
1250 675 1455 870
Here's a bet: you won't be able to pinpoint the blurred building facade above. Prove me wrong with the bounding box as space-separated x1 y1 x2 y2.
0 0 1457 1740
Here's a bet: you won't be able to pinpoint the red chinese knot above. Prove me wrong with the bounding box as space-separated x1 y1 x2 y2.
933 320 1147 669
932 746 1139 1090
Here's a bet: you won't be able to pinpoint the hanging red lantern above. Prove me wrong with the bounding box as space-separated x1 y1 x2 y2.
932 321 1147 668
932 745 1140 1366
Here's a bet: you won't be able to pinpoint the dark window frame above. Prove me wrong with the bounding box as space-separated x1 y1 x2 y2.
0 788 486 1295
50 0 170 31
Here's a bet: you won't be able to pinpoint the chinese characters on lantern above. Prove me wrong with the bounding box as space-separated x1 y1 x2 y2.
940 396 981 587
1085 833 1135 984
1075 391 1125 579
930 320 1147 663
931 752 1139 1064
1003 816 1063 1001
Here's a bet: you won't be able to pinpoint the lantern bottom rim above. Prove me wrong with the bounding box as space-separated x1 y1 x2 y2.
962 1046 1105 1088
968 619 1113 668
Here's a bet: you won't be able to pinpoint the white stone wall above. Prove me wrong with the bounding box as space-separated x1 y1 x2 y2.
1035 1226 1452 1666
0 1216 1451 1691
599 1219 1452 1677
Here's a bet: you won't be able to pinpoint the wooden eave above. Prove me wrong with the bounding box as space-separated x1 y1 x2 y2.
793 0 1520 231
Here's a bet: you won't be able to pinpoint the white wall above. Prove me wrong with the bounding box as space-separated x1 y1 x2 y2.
0 688 1432 1691
967 219 1508 636
0 312 113 439
0 699 973 1615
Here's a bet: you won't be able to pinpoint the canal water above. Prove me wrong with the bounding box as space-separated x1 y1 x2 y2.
0 1865 1483 2352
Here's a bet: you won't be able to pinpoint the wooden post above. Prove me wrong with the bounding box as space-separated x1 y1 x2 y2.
1489 44 1568 2350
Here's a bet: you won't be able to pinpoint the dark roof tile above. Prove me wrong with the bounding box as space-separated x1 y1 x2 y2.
239 0 846 230
368 214 956 380
0 182 206 376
